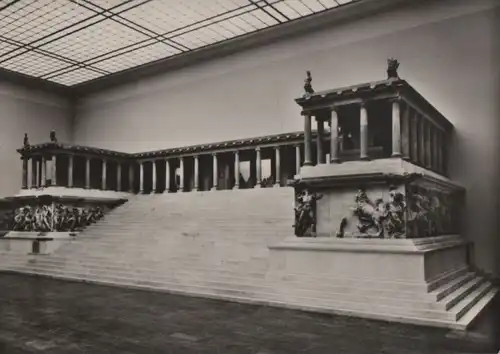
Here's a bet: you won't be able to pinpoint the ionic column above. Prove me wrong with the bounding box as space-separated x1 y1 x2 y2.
51 155 57 186
360 103 369 160
233 151 240 190
116 162 122 192
41 156 47 187
139 162 144 193
179 157 185 192
432 128 439 172
391 98 402 157
31 158 38 188
255 147 262 188
330 108 340 163
21 157 28 189
274 146 281 187
303 113 313 166
68 155 74 188
211 153 218 191
316 119 325 164
295 145 301 175
128 163 135 193
152 161 157 193
401 103 411 160
85 157 90 189
164 159 171 193
194 156 200 191
101 159 107 190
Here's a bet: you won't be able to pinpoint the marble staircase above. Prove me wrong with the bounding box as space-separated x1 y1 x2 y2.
0 187 496 330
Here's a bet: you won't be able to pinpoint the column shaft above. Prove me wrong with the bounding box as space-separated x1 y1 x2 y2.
51 155 57 186
255 148 262 188
85 158 90 189
68 155 74 188
41 156 47 187
303 114 313 166
425 121 432 169
116 163 122 192
391 99 402 157
233 151 239 189
179 157 185 191
418 116 426 166
410 110 419 163
165 160 170 193
152 161 157 193
139 162 144 193
360 104 369 160
401 103 411 160
274 146 281 187
330 109 339 163
194 156 200 191
211 154 218 191
101 159 107 190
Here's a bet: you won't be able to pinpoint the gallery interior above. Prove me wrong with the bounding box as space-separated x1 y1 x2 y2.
0 0 499 352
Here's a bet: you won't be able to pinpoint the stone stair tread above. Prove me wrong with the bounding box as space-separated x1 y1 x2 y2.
439 277 484 310
449 282 493 320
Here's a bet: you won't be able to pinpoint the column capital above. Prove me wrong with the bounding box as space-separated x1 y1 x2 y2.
255 146 261 152
300 110 312 117
212 152 217 157
328 105 339 112
360 100 368 108
389 96 402 103
233 150 239 155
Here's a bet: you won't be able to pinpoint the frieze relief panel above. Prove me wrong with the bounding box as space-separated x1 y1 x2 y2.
0 204 105 233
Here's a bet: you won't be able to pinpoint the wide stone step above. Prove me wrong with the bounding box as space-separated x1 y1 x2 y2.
450 281 494 321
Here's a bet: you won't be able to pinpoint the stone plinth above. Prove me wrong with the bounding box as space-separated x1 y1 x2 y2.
285 157 496 329
0 232 75 255
267 236 496 329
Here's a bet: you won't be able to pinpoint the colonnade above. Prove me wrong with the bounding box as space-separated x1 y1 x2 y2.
302 99 448 175
20 143 304 193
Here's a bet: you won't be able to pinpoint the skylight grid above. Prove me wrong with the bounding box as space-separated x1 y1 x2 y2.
0 0 96 44
49 68 106 86
92 41 181 73
0 39 19 56
0 51 82 77
41 19 151 63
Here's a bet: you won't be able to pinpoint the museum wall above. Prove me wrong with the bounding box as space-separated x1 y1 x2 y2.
0 82 72 197
73 0 500 277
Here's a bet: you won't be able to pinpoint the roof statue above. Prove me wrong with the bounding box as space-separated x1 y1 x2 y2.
387 58 400 79
50 130 58 143
303 70 314 96
23 133 29 147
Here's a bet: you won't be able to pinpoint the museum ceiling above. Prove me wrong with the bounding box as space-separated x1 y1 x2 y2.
0 0 364 88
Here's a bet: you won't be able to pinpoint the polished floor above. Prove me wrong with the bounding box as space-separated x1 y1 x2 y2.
0 273 498 354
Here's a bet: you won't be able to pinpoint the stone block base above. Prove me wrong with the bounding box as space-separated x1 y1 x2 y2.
0 232 76 255
267 235 497 329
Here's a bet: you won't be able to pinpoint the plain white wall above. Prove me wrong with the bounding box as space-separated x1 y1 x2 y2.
0 82 72 197
56 0 500 277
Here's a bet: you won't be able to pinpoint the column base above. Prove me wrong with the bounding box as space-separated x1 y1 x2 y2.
211 187 218 191
330 158 341 164
303 161 313 167
359 156 371 161
273 183 280 188
232 185 240 190
255 184 262 189
391 153 402 158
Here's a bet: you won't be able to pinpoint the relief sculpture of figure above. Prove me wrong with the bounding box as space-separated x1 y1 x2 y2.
387 58 400 79
23 133 29 147
303 70 314 96
50 130 58 143
337 186 406 239
294 187 323 237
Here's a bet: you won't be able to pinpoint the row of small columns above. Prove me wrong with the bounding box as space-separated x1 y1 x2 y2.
302 99 403 165
22 145 303 193
301 98 446 174
137 145 300 194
